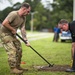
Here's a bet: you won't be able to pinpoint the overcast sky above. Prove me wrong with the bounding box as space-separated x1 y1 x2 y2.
0 0 23 10
0 0 53 10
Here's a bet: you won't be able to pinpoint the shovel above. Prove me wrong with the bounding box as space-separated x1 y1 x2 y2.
16 33 54 67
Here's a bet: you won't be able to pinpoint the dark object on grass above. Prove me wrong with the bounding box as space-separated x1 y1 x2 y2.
33 65 70 71
16 33 54 67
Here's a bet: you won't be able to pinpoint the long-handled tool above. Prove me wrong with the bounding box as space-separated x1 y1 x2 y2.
16 33 54 67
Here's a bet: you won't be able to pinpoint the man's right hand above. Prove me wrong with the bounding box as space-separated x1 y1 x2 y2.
12 29 16 34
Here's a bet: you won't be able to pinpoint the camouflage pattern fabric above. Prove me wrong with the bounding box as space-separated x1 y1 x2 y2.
0 32 22 68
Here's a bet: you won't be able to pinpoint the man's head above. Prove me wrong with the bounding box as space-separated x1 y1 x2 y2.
19 2 31 16
58 19 69 31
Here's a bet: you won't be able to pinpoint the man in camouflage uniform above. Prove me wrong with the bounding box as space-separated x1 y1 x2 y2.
0 2 31 74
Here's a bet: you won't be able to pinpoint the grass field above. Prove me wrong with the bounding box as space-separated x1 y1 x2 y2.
0 32 74 75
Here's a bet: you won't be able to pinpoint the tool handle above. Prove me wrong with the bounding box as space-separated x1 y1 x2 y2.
29 45 52 66
16 33 27 44
16 33 54 67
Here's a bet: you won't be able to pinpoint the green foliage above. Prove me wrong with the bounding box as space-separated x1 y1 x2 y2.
0 7 13 20
51 0 73 22
24 0 41 12
13 2 21 10
0 0 73 30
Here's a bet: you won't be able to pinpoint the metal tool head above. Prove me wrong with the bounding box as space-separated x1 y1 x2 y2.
49 64 54 67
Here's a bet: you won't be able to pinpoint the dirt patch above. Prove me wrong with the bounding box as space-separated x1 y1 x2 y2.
33 65 70 72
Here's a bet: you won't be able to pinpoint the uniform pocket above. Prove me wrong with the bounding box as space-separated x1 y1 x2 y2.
2 35 14 43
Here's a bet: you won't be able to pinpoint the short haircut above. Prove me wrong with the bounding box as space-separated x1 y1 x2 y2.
58 19 68 25
21 2 30 8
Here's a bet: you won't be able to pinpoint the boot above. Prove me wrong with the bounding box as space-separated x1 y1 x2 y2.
10 68 23 74
18 66 28 71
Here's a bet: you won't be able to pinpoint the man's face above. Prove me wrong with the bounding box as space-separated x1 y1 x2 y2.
58 23 69 31
22 7 31 16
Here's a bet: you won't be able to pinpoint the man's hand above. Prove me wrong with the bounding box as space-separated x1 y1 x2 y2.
12 29 16 34
25 40 30 47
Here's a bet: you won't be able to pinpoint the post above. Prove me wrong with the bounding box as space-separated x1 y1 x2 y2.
30 11 38 32
31 13 34 32
73 0 75 20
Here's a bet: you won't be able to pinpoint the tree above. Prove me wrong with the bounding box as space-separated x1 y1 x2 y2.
44 0 73 29
24 0 52 30
0 0 73 31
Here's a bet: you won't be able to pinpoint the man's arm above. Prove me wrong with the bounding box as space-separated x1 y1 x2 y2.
21 25 27 40
2 19 16 34
21 25 30 46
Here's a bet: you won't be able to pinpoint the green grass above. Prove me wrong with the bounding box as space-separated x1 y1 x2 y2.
0 33 74 75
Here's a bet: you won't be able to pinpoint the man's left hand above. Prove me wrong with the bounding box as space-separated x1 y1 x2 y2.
25 41 30 47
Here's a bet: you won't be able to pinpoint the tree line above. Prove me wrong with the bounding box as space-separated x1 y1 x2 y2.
0 0 73 31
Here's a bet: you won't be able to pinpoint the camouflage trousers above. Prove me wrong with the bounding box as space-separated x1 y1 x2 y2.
0 32 22 69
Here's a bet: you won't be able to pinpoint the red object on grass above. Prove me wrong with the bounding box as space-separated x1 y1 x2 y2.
21 62 26 64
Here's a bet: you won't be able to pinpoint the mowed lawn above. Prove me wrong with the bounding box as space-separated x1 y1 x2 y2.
0 32 74 75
